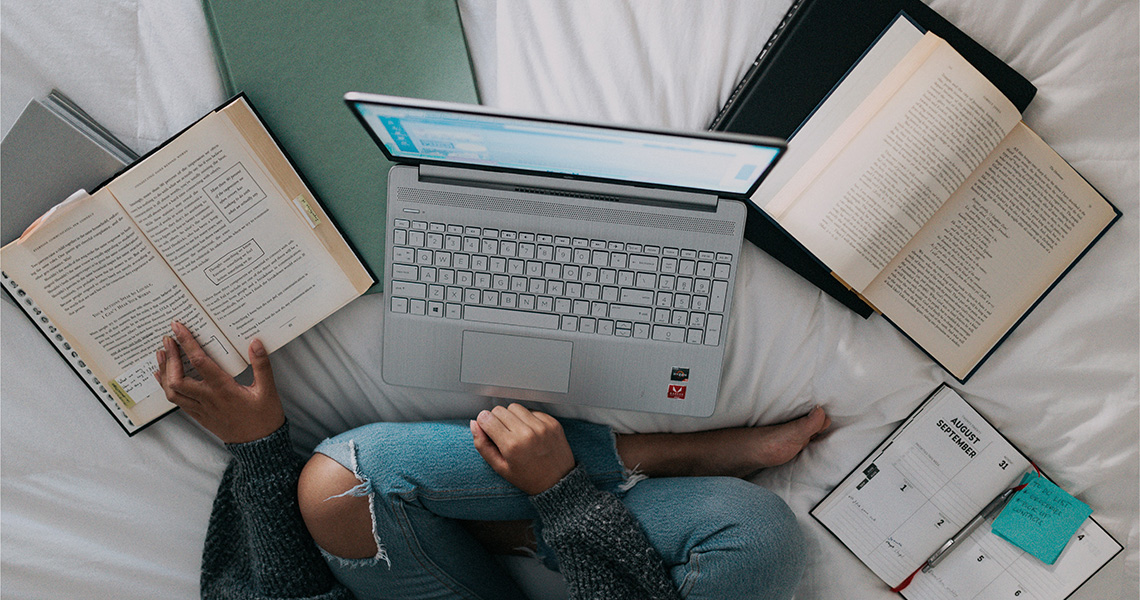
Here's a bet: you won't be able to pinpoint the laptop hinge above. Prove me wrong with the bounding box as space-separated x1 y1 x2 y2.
417 164 719 209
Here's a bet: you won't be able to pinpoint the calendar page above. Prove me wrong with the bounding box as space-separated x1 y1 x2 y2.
812 385 1122 599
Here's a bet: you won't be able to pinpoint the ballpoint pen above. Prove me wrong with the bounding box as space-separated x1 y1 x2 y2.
921 487 1018 573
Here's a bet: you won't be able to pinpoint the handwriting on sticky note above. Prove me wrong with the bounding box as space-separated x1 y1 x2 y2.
991 474 1092 565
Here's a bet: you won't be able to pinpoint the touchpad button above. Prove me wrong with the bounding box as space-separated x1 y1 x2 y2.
460 331 572 393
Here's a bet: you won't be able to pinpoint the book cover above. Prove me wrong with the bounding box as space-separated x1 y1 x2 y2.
200 0 480 293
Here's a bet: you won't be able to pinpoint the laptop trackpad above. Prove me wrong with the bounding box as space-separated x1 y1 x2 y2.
460 331 572 393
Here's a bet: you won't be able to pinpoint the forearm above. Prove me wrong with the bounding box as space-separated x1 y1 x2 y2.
203 423 347 599
530 467 681 600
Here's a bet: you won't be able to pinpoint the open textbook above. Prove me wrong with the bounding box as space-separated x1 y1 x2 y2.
750 16 1119 381
812 385 1122 599
1 95 373 434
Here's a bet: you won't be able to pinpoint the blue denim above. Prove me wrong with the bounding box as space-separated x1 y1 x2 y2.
313 419 806 600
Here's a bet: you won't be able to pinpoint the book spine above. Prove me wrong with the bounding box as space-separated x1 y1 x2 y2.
200 0 238 96
45 90 139 162
708 0 810 130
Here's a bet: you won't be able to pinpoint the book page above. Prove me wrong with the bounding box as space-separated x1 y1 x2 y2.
2 270 172 433
106 99 367 353
812 386 1030 588
863 123 1119 379
903 515 1121 600
0 190 245 423
771 34 1021 291
750 16 925 212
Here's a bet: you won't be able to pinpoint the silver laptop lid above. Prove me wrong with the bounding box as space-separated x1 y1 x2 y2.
344 93 785 200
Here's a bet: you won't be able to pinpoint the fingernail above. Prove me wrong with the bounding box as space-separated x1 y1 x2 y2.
469 420 478 434
251 338 266 357
477 410 491 422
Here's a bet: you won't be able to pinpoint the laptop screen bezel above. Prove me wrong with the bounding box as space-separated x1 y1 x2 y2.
344 92 786 199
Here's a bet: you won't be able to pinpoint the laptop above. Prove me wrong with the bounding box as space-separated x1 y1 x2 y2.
345 93 785 417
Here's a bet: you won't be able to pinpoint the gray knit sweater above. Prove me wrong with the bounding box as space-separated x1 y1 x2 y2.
200 423 681 600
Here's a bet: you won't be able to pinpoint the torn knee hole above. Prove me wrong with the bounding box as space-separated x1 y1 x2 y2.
299 450 386 564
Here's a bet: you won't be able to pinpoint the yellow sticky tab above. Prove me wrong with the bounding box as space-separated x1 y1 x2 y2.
293 194 321 228
108 381 136 409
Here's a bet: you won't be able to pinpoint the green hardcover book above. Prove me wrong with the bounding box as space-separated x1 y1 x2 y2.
201 0 480 292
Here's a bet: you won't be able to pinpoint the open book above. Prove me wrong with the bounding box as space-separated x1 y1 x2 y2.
750 16 1120 381
0 95 373 434
812 385 1122 599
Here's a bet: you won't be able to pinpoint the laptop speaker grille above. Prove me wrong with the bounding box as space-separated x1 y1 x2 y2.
511 185 623 203
398 187 737 236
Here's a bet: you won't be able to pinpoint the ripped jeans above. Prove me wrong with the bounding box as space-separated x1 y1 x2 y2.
313 419 806 600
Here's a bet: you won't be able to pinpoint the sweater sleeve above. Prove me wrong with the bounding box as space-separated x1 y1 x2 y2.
200 423 353 600
530 466 682 600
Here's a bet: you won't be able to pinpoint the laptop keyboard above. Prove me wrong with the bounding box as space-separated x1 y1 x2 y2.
388 219 732 346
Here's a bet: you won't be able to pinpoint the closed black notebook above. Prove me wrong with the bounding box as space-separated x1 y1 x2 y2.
711 0 1037 317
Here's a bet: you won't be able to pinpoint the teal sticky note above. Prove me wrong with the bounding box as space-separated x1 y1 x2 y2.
991 474 1093 565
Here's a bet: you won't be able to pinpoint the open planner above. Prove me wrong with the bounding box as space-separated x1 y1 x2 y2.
812 385 1122 599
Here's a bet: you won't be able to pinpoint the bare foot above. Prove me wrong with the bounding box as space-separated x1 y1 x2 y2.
744 405 831 472
615 406 831 479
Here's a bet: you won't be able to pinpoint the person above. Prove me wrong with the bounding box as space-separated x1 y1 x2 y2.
156 321 830 599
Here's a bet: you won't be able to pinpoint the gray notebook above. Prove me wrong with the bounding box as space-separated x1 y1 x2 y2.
2 92 136 246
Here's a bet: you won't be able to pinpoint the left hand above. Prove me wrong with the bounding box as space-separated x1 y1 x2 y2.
154 321 284 444
470 404 576 495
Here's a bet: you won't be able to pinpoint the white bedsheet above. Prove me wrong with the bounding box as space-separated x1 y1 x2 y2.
1 1 1136 598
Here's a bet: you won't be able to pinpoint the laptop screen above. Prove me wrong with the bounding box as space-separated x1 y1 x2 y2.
347 95 784 197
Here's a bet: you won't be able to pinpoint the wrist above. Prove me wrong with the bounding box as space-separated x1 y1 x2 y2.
522 471 571 496
530 464 589 499
225 420 292 464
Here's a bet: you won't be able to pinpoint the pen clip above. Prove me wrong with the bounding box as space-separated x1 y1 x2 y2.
922 538 955 572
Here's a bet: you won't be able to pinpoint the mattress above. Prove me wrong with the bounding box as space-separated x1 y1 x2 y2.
1 1 1136 598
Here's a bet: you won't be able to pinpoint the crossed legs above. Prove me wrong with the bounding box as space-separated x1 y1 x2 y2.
297 408 829 599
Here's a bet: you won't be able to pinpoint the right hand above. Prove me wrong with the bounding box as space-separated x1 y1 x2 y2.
154 321 284 444
470 404 577 496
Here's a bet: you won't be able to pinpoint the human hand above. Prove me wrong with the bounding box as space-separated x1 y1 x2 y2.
470 404 576 495
154 321 284 444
